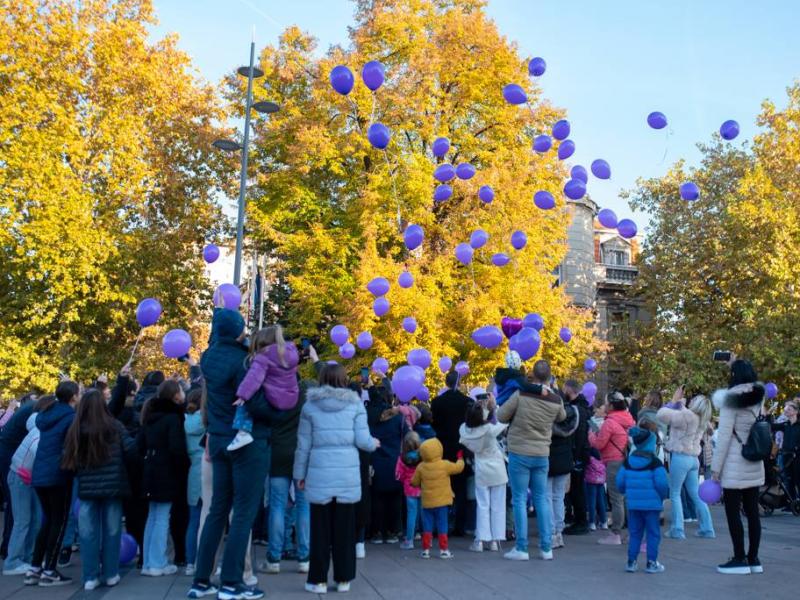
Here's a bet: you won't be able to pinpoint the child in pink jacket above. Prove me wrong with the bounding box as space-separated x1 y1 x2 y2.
395 431 422 550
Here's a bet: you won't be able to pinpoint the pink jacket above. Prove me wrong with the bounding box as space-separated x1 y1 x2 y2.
585 456 607 485
589 409 634 463
395 456 421 498
236 344 300 410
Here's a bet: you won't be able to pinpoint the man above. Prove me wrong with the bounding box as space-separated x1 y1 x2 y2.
562 379 591 536
431 370 473 536
497 360 566 561
770 398 800 503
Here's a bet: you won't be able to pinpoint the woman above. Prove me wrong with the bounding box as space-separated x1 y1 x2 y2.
711 359 765 575
62 389 138 590
294 364 378 594
657 388 715 540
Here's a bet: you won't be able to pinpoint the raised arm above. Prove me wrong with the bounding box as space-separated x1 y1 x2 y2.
236 353 269 402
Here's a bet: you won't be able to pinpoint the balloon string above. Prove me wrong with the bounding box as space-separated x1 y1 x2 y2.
383 150 402 229
128 329 144 364
659 127 673 164
470 262 476 291
346 97 364 135
369 92 377 124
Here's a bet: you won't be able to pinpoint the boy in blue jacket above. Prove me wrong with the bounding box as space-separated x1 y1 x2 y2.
616 425 669 574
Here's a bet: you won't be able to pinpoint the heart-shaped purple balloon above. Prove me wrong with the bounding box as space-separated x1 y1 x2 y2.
501 317 523 339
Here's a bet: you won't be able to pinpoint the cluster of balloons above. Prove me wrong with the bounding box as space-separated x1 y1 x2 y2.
329 62 391 151
135 297 191 360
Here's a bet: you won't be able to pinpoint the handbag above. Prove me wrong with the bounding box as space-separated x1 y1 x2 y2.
733 408 771 462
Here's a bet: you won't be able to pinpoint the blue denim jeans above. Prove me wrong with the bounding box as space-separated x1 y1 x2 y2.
78 498 123 583
628 509 661 563
5 470 42 571
668 453 715 538
508 453 551 552
232 405 253 433
405 496 420 542
61 483 79 550
185 500 202 566
585 483 607 526
267 477 309 563
547 474 569 535
421 506 448 534
681 484 697 519
143 501 172 570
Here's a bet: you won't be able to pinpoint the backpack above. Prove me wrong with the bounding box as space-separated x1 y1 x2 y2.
733 408 771 462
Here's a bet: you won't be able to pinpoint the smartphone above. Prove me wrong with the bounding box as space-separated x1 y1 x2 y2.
713 350 732 362
360 367 369 383
301 337 311 349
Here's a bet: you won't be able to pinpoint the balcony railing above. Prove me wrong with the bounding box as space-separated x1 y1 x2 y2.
594 263 638 284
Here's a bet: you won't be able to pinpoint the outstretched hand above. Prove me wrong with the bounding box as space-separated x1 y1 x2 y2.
456 450 464 460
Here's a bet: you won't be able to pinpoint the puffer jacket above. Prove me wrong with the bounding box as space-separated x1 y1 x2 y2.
549 403 579 477
395 456 421 498
589 409 634 464
411 438 465 509
493 368 545 406
459 422 508 488
236 343 300 410
75 421 139 499
615 427 669 511
657 405 703 456
0 399 36 475
293 386 377 504
711 383 766 489
585 455 606 485
184 412 205 506
138 396 189 502
32 402 75 487
496 388 567 457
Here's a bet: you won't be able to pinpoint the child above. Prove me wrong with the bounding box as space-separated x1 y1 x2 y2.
395 431 422 550
183 390 204 576
615 425 669 574
414 404 436 441
459 397 507 553
410 438 464 559
229 325 299 451
585 447 607 530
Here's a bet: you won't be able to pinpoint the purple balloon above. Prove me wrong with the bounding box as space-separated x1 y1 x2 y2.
679 181 700 201
404 224 424 250
339 342 356 359
765 382 778 399
720 120 740 141
408 348 432 369
433 163 456 183
455 243 473 265
398 271 414 288
392 365 425 403
509 327 541 361
330 65 354 95
582 381 598 405
591 159 611 180
330 324 349 347
120 532 138 565
522 313 544 331
367 277 390 297
361 60 385 91
433 184 452 202
471 326 503 349
438 356 452 373
372 357 389 375
597 208 618 229
571 165 588 183
469 229 488 250
511 230 527 250
373 296 390 317
367 122 391 150
647 111 668 130
491 253 510 267
356 331 373 350
203 244 220 264
432 137 450 157
415 386 430 402
584 358 597 373
402 316 418 334
699 479 722 504
533 135 552 153
478 185 495 204
214 284 242 310
559 327 572 343
162 329 192 359
564 179 586 200
557 139 575 160
534 190 556 210
552 120 570 140
502 83 527 105
456 163 476 180
528 57 546 77
455 361 470 376
136 298 162 328
617 219 638 239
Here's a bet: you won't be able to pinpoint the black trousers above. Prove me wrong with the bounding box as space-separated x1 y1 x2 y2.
450 472 467 534
170 480 189 564
723 486 761 561
370 489 401 539
309 500 356 586
33 483 72 571
1 468 13 557
569 468 587 526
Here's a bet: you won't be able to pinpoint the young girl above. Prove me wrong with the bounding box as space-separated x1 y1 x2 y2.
410 438 464 559
62 389 138 590
585 448 607 530
183 390 205 576
395 431 422 550
229 325 299 451
459 397 507 553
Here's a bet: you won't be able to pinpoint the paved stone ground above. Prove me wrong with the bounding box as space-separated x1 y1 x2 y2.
0 506 797 600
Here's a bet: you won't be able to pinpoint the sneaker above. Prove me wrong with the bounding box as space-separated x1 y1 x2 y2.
370 538 384 545
305 582 327 594
185 564 196 577
84 579 101 591
355 543 365 559
297 561 309 574
336 581 351 592
552 533 564 549
3 562 32 576
564 523 590 535
244 574 258 587
503 548 530 561
684 518 698 523
106 575 121 587
400 540 414 550
588 523 597 531
226 431 254 452
414 533 421 541
218 585 265 600
598 533 622 546
626 560 638 573
439 549 453 559
489 541 500 552
420 549 430 559
664 531 686 540
141 568 164 577
258 561 280 574
645 560 665 574
717 557 751 575
540 550 554 561
748 557 764 574
162 564 178 575
38 570 72 587
57 547 72 568
187 582 219 598
385 535 399 544
599 523 609 530
23 568 42 586
695 531 716 539
468 541 483 552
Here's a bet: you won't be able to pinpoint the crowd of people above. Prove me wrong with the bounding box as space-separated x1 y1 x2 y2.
0 305 797 597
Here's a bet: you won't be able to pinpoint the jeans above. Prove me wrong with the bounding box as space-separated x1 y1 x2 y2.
232 405 253 433
186 500 202 566
681 485 697 520
667 453 714 538
508 453 550 553
143 502 172 570
404 496 420 542
421 506 449 534
605 461 625 535
586 483 607 526
547 474 570 536
723 487 760 561
78 498 123 583
5 470 42 571
628 509 661 563
268 477 309 563
194 435 269 587
61 484 79 551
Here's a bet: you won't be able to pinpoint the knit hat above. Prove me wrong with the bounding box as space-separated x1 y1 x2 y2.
505 350 522 370
630 426 652 448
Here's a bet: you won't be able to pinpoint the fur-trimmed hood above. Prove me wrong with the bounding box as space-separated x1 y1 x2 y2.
552 403 579 438
712 383 765 410
306 385 361 412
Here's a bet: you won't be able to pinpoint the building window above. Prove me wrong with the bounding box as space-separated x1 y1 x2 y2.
609 311 628 340
605 249 629 266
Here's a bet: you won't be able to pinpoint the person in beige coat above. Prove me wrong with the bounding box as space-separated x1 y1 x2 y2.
710 359 765 576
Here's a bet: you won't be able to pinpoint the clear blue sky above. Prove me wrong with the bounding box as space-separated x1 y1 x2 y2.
152 0 800 226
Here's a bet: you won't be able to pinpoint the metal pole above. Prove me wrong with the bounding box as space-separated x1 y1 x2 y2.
233 40 256 286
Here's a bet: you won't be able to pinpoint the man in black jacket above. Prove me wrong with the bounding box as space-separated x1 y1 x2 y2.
563 380 591 536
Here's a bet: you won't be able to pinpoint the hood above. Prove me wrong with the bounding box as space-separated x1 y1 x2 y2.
459 422 496 443
265 343 299 370
420 437 444 462
629 426 656 453
553 404 579 438
210 307 245 342
145 396 185 424
607 408 635 429
626 426 660 470
36 402 74 432
712 383 765 410
306 385 361 412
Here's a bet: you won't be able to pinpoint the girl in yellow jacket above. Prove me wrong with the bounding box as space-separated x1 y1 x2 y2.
410 438 464 558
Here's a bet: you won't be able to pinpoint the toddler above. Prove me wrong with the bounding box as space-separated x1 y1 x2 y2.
585 447 607 530
395 431 422 550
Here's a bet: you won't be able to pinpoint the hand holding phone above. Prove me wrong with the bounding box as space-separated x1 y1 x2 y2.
713 350 732 362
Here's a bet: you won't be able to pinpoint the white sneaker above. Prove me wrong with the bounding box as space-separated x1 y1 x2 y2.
468 541 483 552
599 523 609 530
439 549 453 559
552 533 564 549
259 561 279 574
489 541 500 552
184 564 196 577
589 523 597 531
355 543 365 559
305 582 327 594
84 579 101 591
297 561 309 574
3 563 32 576
140 568 164 577
162 565 178 575
244 573 258 587
105 574 121 587
227 431 254 452
336 581 351 592
504 549 530 561
540 550 554 561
